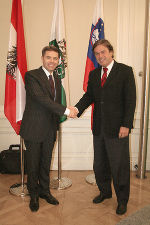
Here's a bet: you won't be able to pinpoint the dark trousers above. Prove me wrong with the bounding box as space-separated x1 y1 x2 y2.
93 133 130 204
24 133 55 197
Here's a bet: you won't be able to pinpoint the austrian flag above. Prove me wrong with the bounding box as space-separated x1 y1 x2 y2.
4 0 27 135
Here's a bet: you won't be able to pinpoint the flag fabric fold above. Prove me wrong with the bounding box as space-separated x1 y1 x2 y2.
83 0 104 92
83 0 104 129
50 0 70 123
4 0 27 135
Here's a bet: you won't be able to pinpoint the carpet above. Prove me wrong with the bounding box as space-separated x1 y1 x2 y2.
117 205 150 225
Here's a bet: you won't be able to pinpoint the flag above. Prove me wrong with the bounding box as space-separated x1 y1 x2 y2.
83 0 104 92
83 0 104 128
50 0 70 123
4 0 27 135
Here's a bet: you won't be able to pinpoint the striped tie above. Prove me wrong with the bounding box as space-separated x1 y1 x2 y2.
49 75 55 98
101 67 108 87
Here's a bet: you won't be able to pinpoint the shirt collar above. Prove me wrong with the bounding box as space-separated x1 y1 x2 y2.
103 60 114 72
42 66 53 78
101 60 114 77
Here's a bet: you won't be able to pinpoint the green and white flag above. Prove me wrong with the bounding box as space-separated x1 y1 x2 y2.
50 0 70 122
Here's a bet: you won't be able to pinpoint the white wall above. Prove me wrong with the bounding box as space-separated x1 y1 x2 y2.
117 0 150 170
0 0 118 106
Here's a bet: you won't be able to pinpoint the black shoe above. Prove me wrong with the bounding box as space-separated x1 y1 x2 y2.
39 193 59 205
29 196 39 212
116 203 127 215
93 193 112 204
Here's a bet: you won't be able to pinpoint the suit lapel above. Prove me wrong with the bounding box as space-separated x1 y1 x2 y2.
37 67 54 98
53 70 61 102
102 61 118 88
95 67 102 87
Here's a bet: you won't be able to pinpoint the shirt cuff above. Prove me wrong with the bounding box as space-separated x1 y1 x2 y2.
74 107 79 114
64 108 70 116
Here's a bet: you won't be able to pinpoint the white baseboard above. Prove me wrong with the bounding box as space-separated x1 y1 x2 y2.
1 104 150 171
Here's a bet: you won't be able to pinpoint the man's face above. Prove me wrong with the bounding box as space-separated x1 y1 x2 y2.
42 50 59 73
94 44 113 67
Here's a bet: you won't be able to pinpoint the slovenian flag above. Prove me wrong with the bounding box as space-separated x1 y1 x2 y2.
83 0 104 92
4 0 27 135
50 0 70 123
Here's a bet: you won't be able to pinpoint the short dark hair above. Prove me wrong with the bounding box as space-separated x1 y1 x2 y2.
92 39 114 58
42 45 60 58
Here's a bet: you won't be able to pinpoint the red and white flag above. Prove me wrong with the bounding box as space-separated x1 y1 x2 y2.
4 0 27 135
83 0 104 92
83 0 104 128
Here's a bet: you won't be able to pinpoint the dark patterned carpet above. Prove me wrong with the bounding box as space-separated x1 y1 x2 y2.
117 205 150 225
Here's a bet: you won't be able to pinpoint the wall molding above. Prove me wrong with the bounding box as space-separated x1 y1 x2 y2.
1 104 150 170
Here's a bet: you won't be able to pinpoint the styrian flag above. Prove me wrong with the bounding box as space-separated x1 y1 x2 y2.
4 0 27 135
50 0 70 123
83 0 104 92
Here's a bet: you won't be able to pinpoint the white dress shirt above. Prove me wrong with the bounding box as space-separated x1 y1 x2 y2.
101 60 114 78
42 66 70 116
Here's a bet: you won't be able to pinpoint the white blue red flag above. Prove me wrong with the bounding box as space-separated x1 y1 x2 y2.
83 0 104 92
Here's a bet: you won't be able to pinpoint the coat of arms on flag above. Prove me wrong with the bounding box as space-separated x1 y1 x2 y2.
6 46 17 80
4 0 27 135
50 0 70 123
83 0 104 128
83 0 104 92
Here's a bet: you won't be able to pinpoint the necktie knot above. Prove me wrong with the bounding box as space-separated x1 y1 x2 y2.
103 67 108 73
49 74 53 81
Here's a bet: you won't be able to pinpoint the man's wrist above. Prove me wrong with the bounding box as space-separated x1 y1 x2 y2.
64 108 70 116
74 107 79 114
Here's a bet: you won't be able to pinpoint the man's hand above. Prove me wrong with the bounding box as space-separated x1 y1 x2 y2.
68 106 78 118
119 127 129 138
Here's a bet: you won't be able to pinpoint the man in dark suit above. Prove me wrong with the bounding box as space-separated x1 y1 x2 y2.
74 39 136 215
20 45 74 212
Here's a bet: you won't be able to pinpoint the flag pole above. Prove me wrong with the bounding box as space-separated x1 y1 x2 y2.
136 0 150 179
49 0 71 189
5 0 28 196
85 0 104 185
9 137 28 196
58 128 62 181
50 126 72 190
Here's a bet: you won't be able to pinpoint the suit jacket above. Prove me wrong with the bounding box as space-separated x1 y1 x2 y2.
20 66 66 142
75 61 136 138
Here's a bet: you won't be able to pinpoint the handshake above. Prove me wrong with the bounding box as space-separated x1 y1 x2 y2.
68 106 79 118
